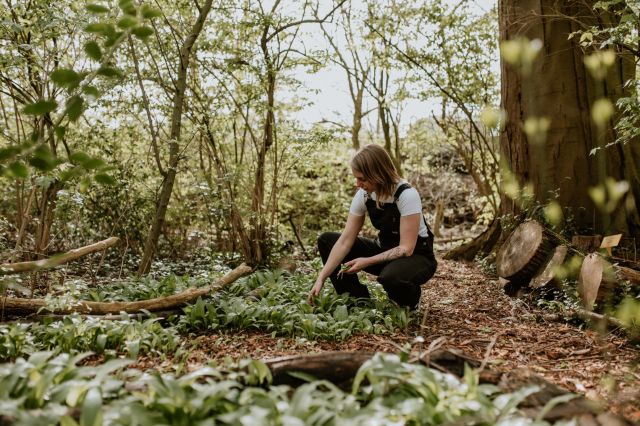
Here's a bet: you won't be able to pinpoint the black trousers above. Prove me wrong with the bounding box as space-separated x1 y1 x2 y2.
317 232 437 308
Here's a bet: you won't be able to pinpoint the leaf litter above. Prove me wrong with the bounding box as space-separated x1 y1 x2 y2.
156 258 640 421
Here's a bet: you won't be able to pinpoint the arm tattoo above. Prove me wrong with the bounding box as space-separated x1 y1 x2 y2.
383 247 407 261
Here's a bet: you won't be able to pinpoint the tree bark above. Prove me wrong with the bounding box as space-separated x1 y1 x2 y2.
138 0 214 275
499 0 640 238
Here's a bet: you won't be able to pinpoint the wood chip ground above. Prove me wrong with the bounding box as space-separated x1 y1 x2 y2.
135 259 640 422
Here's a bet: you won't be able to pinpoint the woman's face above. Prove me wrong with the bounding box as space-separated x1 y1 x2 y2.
352 169 376 193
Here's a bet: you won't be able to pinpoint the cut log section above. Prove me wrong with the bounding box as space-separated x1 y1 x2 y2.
577 254 616 311
578 253 640 311
529 245 568 289
0 263 252 315
497 220 555 286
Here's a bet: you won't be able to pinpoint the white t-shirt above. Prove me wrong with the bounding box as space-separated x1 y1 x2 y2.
349 180 430 237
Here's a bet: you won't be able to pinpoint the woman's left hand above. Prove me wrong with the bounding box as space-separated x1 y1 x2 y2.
343 257 371 274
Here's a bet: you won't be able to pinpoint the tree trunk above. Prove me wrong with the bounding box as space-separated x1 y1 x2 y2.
499 0 640 238
248 31 278 266
351 85 364 150
138 0 214 275
34 181 60 259
450 0 640 262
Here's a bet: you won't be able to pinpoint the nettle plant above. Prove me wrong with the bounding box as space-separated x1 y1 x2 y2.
0 351 576 425
178 269 412 341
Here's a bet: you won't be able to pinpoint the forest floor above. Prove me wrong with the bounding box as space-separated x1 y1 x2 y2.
136 258 640 422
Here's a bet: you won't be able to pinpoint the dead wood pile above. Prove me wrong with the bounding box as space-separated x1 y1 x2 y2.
496 221 640 329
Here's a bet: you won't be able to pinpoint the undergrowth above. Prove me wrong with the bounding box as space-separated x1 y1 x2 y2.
1 267 413 361
0 351 576 426
178 269 413 340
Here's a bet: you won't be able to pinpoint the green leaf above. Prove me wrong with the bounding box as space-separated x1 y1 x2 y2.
66 384 86 407
8 161 29 178
132 26 154 39
60 416 79 426
23 99 57 115
51 68 81 89
70 151 92 164
333 305 348 321
118 0 137 15
117 15 138 29
29 145 58 172
84 157 106 169
84 41 102 61
60 166 85 182
97 67 123 78
0 146 21 161
104 31 125 48
79 176 92 192
83 86 100 99
86 4 109 14
55 126 66 140
84 23 110 33
80 387 102 426
94 173 115 185
140 5 162 19
65 96 85 122
96 334 107 352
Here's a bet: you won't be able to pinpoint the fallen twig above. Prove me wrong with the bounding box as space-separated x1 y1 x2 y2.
0 237 120 275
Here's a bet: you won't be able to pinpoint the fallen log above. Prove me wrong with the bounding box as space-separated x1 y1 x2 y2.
0 263 252 315
263 350 632 424
266 351 376 388
497 220 555 287
0 237 120 275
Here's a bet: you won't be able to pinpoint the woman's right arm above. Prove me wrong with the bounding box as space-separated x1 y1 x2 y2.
308 213 364 303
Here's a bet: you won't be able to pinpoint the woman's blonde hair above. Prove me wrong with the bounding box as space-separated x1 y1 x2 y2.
351 144 401 208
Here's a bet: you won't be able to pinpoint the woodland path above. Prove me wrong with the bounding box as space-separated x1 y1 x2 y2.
136 259 640 421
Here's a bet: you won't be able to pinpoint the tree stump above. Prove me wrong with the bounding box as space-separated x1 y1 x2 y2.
497 220 555 287
530 245 568 289
571 235 602 253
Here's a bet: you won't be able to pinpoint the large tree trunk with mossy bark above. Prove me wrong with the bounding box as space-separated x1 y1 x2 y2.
446 0 640 261
499 0 640 235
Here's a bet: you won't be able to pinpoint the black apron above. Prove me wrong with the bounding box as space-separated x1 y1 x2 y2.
365 183 434 257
